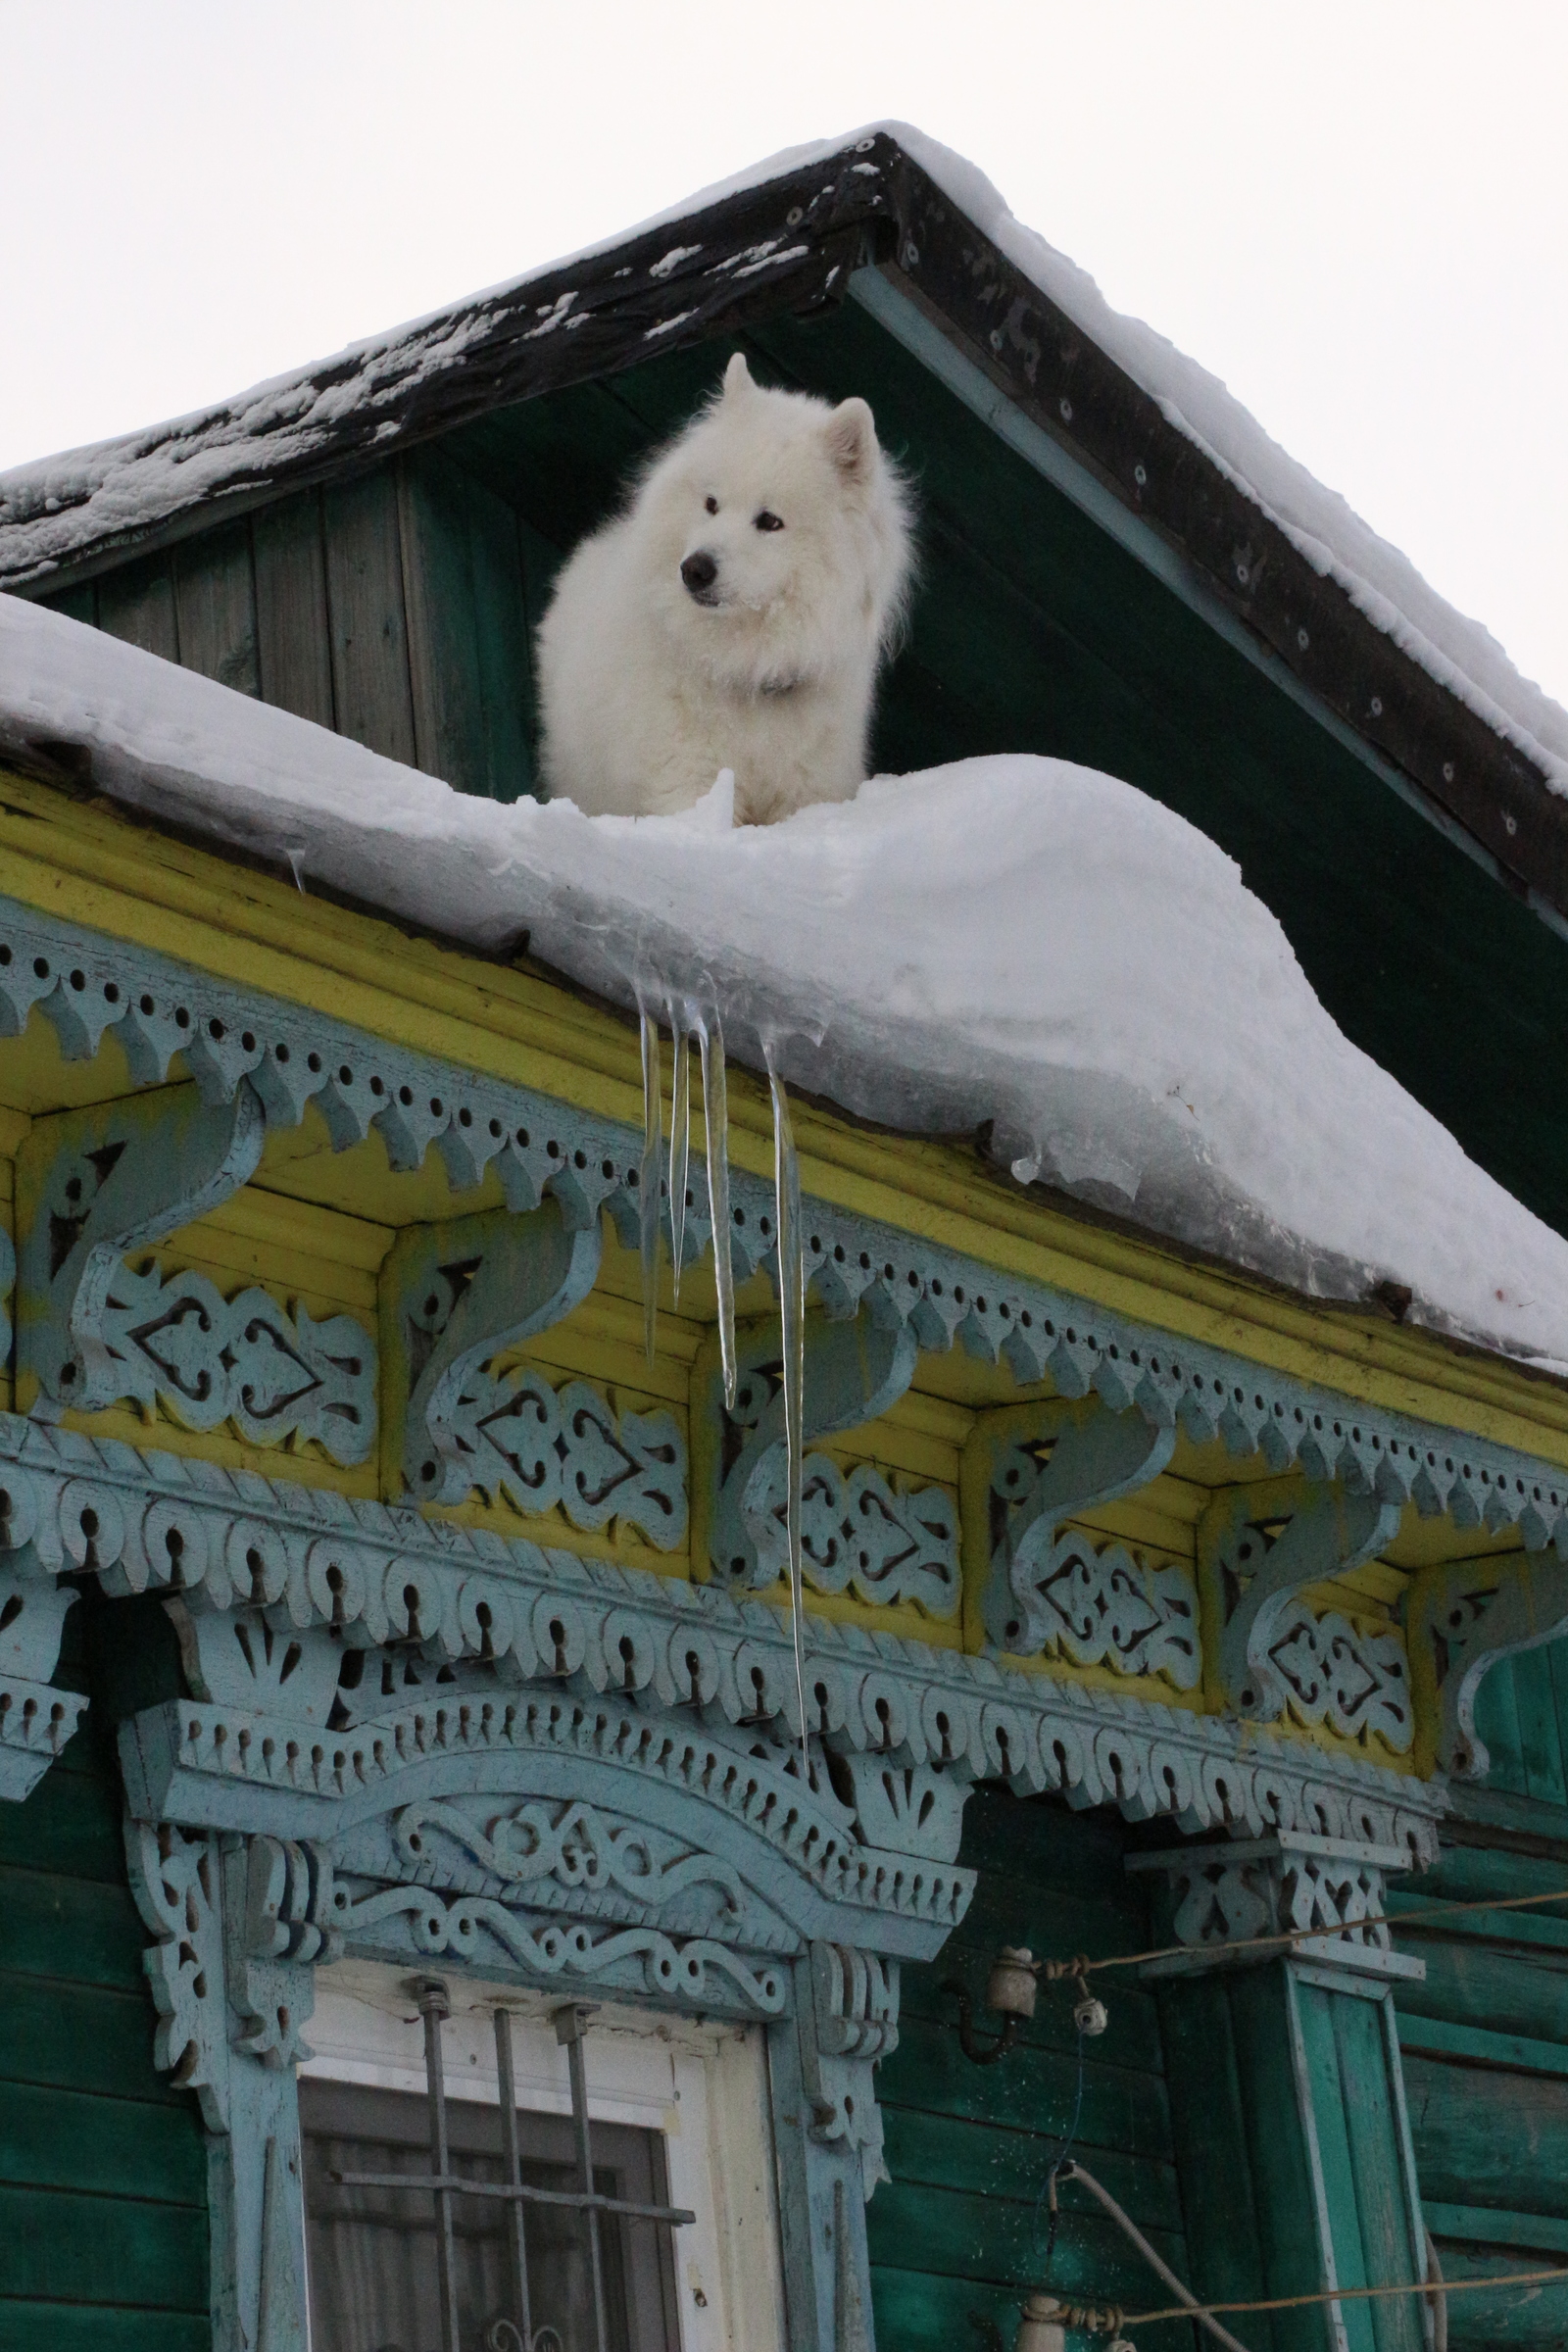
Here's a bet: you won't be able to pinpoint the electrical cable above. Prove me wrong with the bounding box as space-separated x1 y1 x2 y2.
1121 2264 1568 2329
1031 1881 1568 1983
1061 2163 1253 2352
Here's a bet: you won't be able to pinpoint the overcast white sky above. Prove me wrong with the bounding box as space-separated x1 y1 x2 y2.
4 2 1564 712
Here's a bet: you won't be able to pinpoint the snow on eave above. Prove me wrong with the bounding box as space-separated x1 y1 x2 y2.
2 120 1565 800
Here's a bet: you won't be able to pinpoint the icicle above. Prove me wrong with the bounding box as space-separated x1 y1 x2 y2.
695 1004 738 1411
668 1004 692 1307
765 1046 809 1769
638 1003 662 1369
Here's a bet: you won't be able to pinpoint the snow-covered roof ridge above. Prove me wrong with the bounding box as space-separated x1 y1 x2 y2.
1 122 1563 806
886 122 1568 798
2 588 1565 1374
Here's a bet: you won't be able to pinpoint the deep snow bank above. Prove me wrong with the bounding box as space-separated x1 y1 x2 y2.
0 592 1562 1367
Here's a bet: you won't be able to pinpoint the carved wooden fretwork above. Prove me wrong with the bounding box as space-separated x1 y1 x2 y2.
2 891 1565 1558
429 1364 687 1550
1127 1830 1426 1982
800 1941 901 2197
380 1199 603 1506
1198 1477 1409 1745
0 1516 85 1797
698 1310 922 1595
16 1081 267 1412
967 1396 1194 1685
745 1448 957 1616
2 1411 1444 1856
1407 1546 1568 1776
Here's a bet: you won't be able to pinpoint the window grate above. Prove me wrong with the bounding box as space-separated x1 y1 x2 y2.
329 1978 695 2352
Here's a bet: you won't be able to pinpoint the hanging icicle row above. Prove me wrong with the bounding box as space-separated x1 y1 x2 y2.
765 1045 809 1768
668 1004 692 1308
695 1001 738 1411
638 1004 662 1371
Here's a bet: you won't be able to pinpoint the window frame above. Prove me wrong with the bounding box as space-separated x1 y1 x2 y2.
297 1956 787 2352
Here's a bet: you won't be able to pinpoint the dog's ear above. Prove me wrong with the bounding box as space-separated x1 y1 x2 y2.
723 352 755 399
824 396 876 483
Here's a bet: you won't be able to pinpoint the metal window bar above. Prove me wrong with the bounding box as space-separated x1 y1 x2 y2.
331 1979 695 2352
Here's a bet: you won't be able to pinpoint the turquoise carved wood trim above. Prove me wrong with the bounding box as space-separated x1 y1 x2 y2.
1198 1479 1412 1753
0 1412 1446 1856
1 891 1566 1552
14 1082 376 1460
695 1311 957 1611
967 1396 1194 1683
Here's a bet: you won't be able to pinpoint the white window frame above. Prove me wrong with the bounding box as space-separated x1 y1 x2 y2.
298 1956 787 2352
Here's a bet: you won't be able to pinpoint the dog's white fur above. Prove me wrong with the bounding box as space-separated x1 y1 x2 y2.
536 353 912 824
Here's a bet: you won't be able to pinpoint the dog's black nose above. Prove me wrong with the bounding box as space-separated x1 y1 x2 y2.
681 550 718 596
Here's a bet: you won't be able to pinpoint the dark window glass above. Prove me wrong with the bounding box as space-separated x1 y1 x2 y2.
300 2077 681 2352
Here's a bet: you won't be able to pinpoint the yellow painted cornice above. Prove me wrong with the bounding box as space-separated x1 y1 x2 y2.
4 762 1566 1469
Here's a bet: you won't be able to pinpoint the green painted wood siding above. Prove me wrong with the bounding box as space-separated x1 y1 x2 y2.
0 1596 210 2352
867 1788 1194 2352
1387 1637 1568 2349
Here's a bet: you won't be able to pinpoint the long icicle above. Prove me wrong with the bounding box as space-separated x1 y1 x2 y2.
668 1004 691 1307
638 1003 662 1370
696 1004 738 1410
766 1047 808 1770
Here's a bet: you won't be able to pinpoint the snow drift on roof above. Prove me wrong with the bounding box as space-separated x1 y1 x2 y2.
1 590 1563 1371
1 122 1564 800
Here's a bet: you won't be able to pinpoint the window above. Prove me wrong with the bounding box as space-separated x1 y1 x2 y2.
299 1960 785 2352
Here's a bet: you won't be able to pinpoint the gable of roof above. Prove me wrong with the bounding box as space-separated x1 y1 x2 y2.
4 122 1567 930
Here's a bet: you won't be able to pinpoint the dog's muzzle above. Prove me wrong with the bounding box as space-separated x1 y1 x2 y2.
680 550 719 603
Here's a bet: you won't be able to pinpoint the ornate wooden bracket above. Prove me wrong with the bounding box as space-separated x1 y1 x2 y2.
964 1395 1187 1676
15 1081 267 1413
380 1198 603 1506
1406 1546 1568 1777
696 1309 919 1590
1127 1830 1425 1981
1199 1477 1405 1729
0 1537 86 1798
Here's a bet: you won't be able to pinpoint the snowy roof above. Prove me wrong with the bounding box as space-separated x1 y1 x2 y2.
3 586 1567 1375
2 123 1566 910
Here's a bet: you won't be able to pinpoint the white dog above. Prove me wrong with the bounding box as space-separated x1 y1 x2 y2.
536 353 912 824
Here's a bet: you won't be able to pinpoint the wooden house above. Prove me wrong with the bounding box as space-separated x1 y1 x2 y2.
1 126 1567 2352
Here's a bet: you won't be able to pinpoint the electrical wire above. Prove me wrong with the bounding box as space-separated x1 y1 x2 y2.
1036 1880 1568 1982
1122 2264 1568 2329
1063 2163 1252 2352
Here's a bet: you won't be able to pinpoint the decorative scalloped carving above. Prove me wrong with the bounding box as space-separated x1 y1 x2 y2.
331 1878 789 2014
392 1795 745 1914
10 1415 1441 1858
0 892 1558 1550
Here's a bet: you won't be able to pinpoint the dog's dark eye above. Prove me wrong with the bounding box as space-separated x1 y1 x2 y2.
705 495 718 514
754 510 784 533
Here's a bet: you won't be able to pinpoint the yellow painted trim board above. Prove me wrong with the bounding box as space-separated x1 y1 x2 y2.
5 767 1568 1465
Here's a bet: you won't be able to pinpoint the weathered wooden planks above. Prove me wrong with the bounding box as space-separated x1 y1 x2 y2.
322 469 417 765
96 552 179 662
172 520 259 696
254 489 336 727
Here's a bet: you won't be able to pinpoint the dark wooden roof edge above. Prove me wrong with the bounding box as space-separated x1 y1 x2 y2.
6 129 1566 920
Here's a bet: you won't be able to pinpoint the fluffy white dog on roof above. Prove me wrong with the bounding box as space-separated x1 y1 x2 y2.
537 352 913 824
